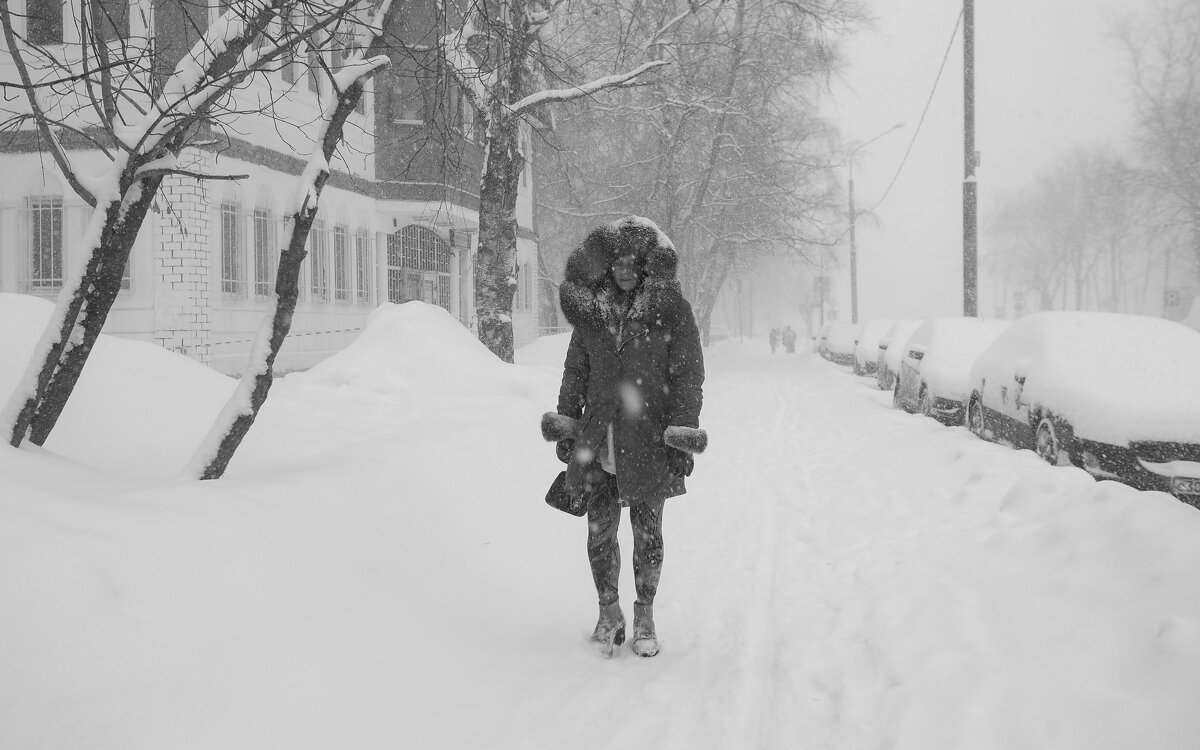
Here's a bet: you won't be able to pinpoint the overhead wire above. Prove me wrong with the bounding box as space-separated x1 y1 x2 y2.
867 8 965 215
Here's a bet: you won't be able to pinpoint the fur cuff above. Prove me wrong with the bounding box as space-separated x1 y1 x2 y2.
664 425 707 454
541 412 580 442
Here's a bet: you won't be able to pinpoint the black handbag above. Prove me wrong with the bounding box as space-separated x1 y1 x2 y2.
545 471 588 516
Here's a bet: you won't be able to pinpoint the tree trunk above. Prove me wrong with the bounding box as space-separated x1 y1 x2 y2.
195 208 314 479
8 173 163 446
474 113 524 363
195 77 380 479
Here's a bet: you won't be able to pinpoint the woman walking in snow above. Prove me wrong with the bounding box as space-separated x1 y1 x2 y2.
541 217 707 658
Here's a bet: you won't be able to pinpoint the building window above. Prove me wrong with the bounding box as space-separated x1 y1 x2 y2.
333 224 350 303
355 229 374 305
152 0 208 82
27 0 64 44
88 0 129 41
253 208 276 297
514 261 534 311
385 57 425 123
521 132 529 188
513 261 533 311
281 8 302 84
28 196 63 292
306 17 322 94
461 91 475 141
386 225 451 312
310 219 329 302
221 201 247 297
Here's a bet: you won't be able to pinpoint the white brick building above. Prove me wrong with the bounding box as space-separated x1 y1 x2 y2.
0 0 543 375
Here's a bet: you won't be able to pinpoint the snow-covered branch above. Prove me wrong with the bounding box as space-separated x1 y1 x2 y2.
509 60 668 115
643 7 695 52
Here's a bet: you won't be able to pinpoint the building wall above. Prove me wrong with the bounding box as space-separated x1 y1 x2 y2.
0 0 542 375
155 152 215 364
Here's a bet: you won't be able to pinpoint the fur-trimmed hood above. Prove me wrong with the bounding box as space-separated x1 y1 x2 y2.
559 217 685 331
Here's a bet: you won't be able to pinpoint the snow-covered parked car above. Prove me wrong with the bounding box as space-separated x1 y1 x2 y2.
874 318 923 391
965 311 1200 502
819 321 859 366
894 317 1010 425
852 318 895 376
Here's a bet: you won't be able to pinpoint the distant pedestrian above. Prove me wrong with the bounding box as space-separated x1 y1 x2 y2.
541 216 707 659
769 327 780 354
781 325 797 353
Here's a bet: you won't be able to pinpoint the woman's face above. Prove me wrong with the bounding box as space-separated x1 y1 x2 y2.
611 255 642 292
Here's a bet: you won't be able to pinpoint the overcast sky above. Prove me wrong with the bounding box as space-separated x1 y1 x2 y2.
824 0 1144 322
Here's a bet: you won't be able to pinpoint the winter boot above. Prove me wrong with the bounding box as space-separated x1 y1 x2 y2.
590 601 626 657
631 602 658 657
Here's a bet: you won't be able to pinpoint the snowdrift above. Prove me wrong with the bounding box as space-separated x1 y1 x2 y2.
2 296 1200 749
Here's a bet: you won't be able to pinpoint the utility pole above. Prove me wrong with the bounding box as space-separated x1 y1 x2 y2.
963 0 978 316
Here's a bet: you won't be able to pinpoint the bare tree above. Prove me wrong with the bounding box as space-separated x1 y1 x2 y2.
532 0 860 341
437 0 670 362
0 0 377 448
984 146 1161 314
188 1 392 480
1117 0 1200 285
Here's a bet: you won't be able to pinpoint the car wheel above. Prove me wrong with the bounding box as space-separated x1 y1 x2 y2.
1035 417 1069 467
918 388 934 418
967 396 987 438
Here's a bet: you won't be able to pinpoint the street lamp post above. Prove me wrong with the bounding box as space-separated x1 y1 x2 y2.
847 122 904 324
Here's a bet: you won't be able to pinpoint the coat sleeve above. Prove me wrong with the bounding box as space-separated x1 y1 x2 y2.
665 302 705 428
557 327 590 419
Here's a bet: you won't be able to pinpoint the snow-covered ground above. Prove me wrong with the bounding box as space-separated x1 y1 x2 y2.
3 294 1200 749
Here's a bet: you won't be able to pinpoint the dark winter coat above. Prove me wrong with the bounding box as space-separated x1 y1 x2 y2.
541 217 707 507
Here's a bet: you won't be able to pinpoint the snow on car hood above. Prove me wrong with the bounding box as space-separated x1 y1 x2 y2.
974 312 1200 445
881 319 925 372
853 319 896 363
824 322 859 355
918 318 1011 401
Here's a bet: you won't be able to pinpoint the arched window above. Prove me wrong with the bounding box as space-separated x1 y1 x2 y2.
386 225 451 311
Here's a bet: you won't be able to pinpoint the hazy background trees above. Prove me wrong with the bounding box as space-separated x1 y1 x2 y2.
984 0 1200 322
533 0 865 342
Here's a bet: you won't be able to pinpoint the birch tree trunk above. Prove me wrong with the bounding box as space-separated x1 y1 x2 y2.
193 72 385 479
474 113 524 363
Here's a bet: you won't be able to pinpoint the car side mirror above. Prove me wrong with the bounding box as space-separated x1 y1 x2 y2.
1014 358 1029 386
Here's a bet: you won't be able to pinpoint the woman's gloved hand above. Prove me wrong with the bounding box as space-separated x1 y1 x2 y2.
667 448 694 478
556 439 574 464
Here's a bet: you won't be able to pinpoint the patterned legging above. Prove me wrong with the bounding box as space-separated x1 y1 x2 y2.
585 472 666 607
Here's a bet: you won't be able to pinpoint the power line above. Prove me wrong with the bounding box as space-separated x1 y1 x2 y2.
868 8 965 215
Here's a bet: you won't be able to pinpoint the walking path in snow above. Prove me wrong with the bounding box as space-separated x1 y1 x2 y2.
4 307 1200 749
